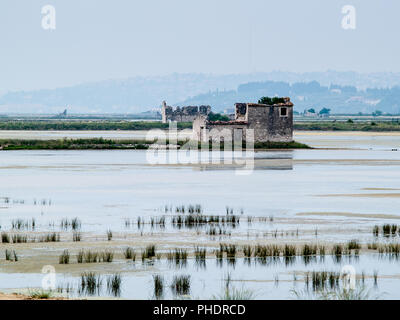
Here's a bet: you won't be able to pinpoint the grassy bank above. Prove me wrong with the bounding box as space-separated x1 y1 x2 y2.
1 120 400 132
294 121 400 131
0 120 192 131
0 138 310 150
253 141 311 149
0 138 151 150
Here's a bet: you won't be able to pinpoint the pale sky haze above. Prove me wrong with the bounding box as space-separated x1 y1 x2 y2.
0 0 399 92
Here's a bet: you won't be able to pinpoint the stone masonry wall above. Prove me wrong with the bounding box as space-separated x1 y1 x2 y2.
192 98 293 143
162 101 211 123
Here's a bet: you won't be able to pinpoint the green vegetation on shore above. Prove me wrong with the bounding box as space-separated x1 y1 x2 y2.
0 138 151 150
0 138 310 150
0 120 399 132
0 121 192 131
294 121 400 132
253 141 310 149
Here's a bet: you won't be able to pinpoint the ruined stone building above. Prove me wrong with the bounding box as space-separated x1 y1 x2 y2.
161 101 211 123
193 97 293 143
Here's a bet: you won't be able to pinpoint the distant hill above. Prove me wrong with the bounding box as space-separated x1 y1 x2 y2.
1 71 400 114
178 81 400 114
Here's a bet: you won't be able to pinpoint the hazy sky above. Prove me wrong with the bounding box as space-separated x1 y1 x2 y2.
0 0 399 92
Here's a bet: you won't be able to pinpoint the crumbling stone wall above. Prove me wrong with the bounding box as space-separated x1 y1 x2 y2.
162 101 211 123
193 98 293 143
235 103 247 121
246 102 293 142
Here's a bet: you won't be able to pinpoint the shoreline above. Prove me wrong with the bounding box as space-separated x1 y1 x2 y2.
0 138 311 151
0 120 399 132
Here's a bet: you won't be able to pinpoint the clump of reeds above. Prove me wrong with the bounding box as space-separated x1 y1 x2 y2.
331 244 343 256
124 218 132 228
60 217 81 230
373 270 378 285
171 275 191 296
11 218 35 231
5 249 11 261
1 232 10 243
106 274 122 297
123 247 135 259
194 247 206 265
5 249 18 261
107 230 112 241
306 271 341 291
223 244 237 259
84 250 99 263
284 244 297 257
253 244 281 259
215 248 223 261
77 249 84 263
80 272 102 295
150 216 166 229
76 249 114 263
243 245 252 258
11 234 28 243
59 250 70 264
153 275 164 299
377 243 400 256
141 244 156 261
39 233 60 242
167 248 188 267
28 289 53 299
301 244 318 256
373 224 400 237
101 250 114 263
73 232 81 242
347 239 361 251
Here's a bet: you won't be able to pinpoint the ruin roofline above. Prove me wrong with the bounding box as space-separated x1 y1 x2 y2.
244 97 293 107
207 120 248 125
247 102 294 107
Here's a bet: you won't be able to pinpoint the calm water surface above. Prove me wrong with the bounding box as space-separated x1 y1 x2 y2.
0 131 400 299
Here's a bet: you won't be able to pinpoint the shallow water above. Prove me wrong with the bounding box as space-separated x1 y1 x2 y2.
1 129 399 150
1 131 400 299
1 254 398 299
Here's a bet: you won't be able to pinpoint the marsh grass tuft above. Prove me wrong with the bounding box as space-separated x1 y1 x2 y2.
39 233 60 242
59 250 70 264
194 247 206 266
11 234 28 243
167 248 188 267
1 232 10 243
171 275 191 296
153 275 164 299
28 289 53 299
5 249 18 262
61 217 81 231
107 229 113 241
106 274 122 297
141 244 156 261
73 232 81 242
101 250 114 263
123 247 135 259
80 272 102 295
